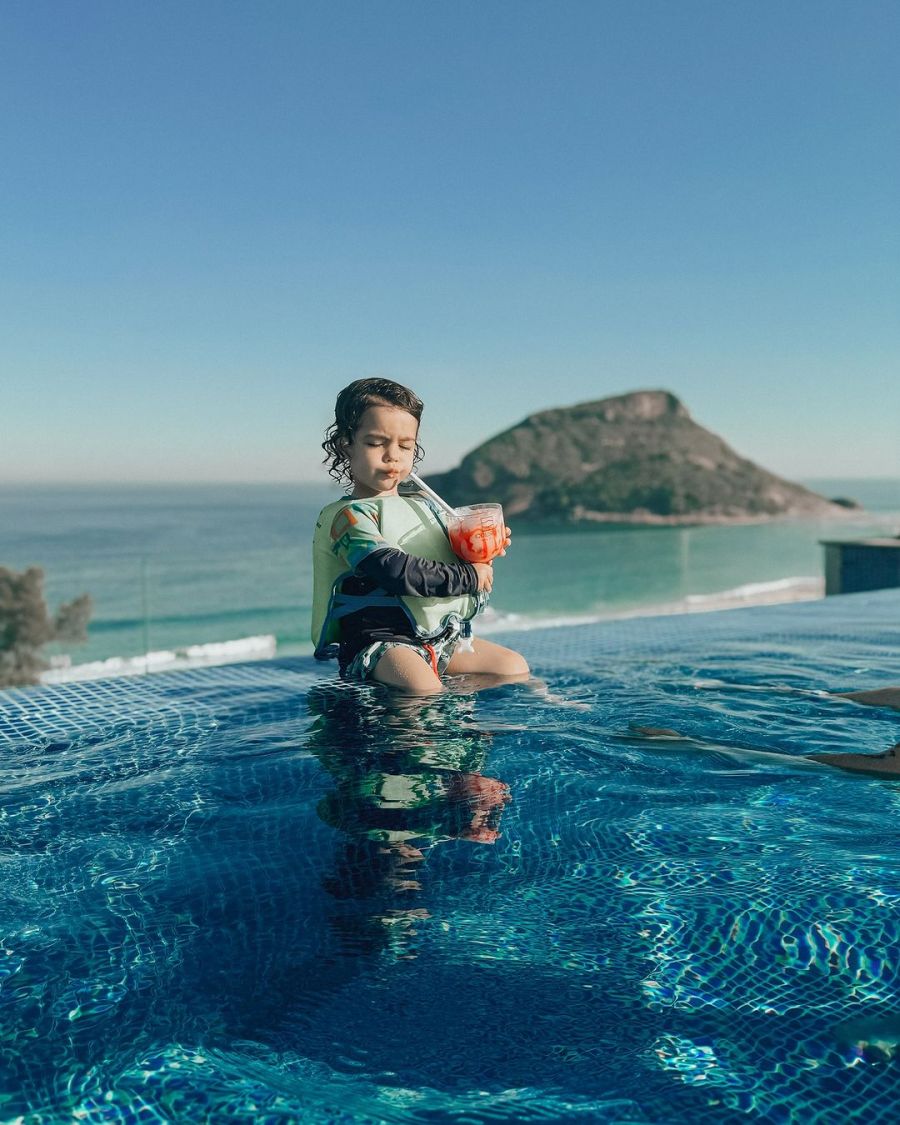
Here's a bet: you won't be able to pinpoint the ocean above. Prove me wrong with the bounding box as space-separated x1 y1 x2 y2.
1 478 898 681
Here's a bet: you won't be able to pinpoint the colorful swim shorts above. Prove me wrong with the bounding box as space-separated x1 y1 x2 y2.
341 626 460 684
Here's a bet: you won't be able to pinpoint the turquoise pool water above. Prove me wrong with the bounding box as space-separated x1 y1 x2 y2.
1 591 899 1122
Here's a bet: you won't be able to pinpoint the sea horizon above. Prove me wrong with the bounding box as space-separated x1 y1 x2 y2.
2 477 898 686
4 475 900 487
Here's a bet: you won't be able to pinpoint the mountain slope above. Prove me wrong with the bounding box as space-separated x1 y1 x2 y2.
424 390 843 524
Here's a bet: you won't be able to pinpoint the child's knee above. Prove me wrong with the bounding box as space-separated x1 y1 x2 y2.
499 648 529 676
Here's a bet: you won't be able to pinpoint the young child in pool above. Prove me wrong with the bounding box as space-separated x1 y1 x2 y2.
311 378 529 694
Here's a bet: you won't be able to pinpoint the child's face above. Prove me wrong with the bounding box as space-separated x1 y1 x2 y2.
345 404 419 498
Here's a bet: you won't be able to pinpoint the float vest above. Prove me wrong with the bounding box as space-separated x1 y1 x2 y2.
311 493 483 659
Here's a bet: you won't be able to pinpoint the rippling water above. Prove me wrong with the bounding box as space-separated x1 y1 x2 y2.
1 592 900 1122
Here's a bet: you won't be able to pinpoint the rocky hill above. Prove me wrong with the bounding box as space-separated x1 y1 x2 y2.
424 390 845 525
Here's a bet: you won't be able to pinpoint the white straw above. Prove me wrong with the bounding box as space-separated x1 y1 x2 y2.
407 471 457 518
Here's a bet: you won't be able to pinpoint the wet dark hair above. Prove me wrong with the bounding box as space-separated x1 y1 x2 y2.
322 378 425 485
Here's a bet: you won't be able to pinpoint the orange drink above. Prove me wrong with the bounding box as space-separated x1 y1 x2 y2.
448 504 505 564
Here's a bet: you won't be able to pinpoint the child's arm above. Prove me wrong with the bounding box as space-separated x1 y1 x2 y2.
356 548 495 596
331 503 492 595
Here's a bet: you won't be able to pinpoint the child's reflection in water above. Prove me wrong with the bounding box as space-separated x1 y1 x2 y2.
306 683 510 957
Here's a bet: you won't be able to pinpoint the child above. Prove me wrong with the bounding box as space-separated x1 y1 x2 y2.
312 378 529 694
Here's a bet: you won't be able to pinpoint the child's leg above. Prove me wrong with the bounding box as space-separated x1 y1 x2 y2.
371 645 445 695
444 637 529 679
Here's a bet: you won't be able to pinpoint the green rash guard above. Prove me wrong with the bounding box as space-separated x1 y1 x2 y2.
311 495 481 666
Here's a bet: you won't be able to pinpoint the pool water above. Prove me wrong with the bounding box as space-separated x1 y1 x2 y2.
1 591 899 1122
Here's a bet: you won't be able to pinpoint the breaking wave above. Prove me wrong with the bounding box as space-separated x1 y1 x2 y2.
42 635 277 684
476 575 824 634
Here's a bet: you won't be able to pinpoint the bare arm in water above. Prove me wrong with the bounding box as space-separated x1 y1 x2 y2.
803 688 900 776
630 686 900 778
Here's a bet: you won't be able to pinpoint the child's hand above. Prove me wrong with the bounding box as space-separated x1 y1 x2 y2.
472 562 493 592
498 526 512 557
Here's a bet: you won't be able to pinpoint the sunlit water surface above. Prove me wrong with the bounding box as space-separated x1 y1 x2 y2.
1 592 899 1123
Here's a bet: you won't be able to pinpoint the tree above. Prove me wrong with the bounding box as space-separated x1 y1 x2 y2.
0 566 92 688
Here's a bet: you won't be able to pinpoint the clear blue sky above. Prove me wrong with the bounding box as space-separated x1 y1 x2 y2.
2 0 898 483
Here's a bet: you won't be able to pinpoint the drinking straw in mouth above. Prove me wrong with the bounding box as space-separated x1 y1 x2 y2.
407 471 457 519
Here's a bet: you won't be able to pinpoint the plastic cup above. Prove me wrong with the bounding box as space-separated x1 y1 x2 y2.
448 503 506 563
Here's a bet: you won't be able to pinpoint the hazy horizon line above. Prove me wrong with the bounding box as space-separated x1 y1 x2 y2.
3 474 899 488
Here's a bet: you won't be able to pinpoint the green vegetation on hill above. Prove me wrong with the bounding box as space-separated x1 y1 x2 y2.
426 390 844 524
0 567 92 688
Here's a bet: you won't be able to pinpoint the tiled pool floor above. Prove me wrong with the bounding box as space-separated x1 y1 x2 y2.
1 591 899 1122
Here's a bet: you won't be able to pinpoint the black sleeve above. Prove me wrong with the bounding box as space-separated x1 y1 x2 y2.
355 547 479 597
